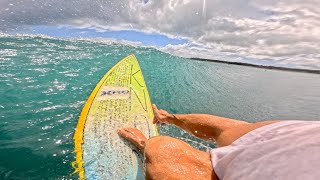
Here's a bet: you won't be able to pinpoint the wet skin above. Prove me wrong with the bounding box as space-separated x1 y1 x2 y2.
117 104 280 180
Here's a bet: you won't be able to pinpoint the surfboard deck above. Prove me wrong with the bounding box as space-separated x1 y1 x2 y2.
73 54 158 179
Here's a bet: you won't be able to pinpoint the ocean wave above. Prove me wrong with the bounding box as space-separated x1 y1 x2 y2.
0 33 155 51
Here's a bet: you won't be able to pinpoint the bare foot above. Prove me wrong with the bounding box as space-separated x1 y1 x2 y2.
117 128 148 152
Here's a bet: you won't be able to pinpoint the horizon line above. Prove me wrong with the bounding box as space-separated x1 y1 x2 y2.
190 57 320 74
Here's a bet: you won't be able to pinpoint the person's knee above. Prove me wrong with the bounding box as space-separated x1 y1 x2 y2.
144 136 181 159
145 136 176 150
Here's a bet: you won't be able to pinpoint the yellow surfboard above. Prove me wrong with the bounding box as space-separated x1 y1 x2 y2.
73 54 158 179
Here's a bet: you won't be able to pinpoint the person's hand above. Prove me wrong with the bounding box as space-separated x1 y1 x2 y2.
117 128 147 150
152 104 174 125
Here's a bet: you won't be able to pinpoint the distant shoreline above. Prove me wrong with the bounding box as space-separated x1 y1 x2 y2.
190 57 320 74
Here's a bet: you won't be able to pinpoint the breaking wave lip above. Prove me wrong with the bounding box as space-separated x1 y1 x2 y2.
0 32 174 58
0 32 10 37
73 37 144 47
0 33 170 57
0 33 55 39
0 33 171 59
16 33 54 39
0 33 148 49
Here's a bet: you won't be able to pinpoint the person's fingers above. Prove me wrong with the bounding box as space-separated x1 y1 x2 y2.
153 114 158 124
152 104 159 115
117 128 125 133
152 104 159 124
117 128 127 137
152 104 157 110
153 119 158 124
117 128 133 138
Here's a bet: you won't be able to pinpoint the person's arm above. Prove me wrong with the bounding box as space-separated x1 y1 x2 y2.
152 104 280 146
153 104 248 140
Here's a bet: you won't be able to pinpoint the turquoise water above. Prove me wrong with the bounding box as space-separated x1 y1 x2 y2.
1 35 320 179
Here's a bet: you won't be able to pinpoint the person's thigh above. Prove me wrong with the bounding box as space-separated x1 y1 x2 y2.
144 136 216 180
217 120 282 147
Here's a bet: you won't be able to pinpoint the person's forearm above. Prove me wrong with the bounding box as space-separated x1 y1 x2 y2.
169 114 249 141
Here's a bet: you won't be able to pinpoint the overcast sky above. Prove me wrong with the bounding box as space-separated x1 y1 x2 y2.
0 0 319 69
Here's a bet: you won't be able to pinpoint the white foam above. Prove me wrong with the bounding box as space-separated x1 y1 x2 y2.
0 32 9 37
15 33 54 39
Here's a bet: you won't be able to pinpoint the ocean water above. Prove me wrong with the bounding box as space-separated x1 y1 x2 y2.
0 35 320 179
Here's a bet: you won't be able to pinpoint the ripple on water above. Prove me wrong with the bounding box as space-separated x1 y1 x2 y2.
32 68 51 73
69 101 85 108
65 45 78 50
59 69 80 77
36 105 63 113
30 56 51 65
0 49 17 56
53 79 66 91
57 114 74 124
0 73 15 78
41 125 54 130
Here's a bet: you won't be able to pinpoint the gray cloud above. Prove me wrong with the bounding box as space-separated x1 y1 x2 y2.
0 0 319 69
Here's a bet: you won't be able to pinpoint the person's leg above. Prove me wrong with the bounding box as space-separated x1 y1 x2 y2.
117 120 282 179
144 136 217 180
217 120 281 147
117 128 218 180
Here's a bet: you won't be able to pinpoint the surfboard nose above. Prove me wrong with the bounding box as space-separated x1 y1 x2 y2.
73 54 157 179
